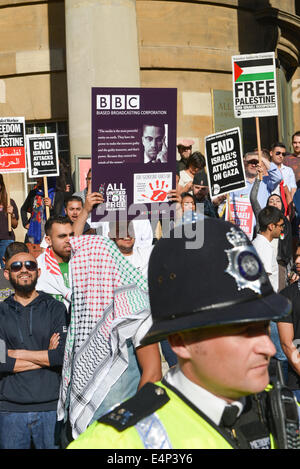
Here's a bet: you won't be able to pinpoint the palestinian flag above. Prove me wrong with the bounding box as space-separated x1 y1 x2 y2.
233 57 275 83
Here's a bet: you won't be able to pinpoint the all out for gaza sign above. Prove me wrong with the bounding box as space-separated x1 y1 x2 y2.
232 52 278 118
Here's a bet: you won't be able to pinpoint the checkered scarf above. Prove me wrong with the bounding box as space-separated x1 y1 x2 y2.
36 247 72 309
57 235 150 438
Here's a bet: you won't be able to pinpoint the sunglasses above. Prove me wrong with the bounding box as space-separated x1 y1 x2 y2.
9 260 38 273
275 151 286 156
246 159 259 166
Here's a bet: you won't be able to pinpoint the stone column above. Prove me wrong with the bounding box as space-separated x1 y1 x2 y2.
64 0 140 170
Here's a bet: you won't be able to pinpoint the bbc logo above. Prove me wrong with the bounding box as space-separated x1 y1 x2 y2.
96 95 140 110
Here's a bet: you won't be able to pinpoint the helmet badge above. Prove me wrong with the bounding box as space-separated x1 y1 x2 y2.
225 227 265 294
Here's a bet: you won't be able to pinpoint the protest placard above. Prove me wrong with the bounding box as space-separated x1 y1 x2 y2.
0 116 26 230
26 133 59 178
0 117 26 173
205 127 246 198
232 52 278 119
26 133 59 220
91 87 177 222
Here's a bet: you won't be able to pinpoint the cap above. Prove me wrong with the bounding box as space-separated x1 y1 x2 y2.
193 170 208 186
141 218 291 345
177 139 195 148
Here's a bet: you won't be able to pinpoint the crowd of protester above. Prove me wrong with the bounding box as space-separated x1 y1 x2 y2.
0 130 300 448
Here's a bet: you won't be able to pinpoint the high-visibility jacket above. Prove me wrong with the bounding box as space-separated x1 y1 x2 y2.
68 382 276 449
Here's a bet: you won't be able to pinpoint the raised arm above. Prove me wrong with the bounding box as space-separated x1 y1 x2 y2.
277 321 300 375
72 192 104 236
135 343 162 390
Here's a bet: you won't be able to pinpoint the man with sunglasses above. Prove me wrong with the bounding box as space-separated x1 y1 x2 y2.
270 142 296 198
0 249 67 449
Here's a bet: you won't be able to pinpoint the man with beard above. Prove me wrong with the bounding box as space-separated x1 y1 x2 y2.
0 250 67 449
36 216 74 310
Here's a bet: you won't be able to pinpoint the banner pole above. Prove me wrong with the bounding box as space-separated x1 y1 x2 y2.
227 193 232 223
43 176 50 220
255 117 263 181
5 174 11 232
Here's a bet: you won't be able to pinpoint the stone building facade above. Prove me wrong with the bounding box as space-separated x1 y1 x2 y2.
0 0 299 241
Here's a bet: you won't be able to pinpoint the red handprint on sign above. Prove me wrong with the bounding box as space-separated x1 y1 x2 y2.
142 180 169 202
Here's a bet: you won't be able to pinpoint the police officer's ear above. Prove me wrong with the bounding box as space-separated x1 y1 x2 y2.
168 333 193 361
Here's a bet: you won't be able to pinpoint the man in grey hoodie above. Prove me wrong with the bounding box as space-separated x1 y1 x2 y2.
0 248 67 449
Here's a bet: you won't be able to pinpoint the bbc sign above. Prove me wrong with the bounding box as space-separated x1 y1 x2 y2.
96 95 140 110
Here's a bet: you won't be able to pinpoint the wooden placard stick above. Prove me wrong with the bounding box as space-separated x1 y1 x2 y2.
255 117 262 181
5 174 11 232
227 193 232 223
43 176 50 220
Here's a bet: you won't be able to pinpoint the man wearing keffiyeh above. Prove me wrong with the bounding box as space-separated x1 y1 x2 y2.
36 217 74 310
57 232 161 443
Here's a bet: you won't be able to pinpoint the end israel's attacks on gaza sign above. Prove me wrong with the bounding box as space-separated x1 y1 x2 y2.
26 133 59 178
205 127 246 198
232 52 278 118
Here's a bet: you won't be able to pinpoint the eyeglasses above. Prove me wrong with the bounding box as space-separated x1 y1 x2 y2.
275 222 284 229
245 159 259 166
9 260 38 272
275 151 286 156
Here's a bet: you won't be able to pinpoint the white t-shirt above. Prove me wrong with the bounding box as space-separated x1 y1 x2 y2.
252 234 278 292
126 245 153 347
280 164 297 192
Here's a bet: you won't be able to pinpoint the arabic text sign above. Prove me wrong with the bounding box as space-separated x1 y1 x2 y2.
226 197 254 239
26 134 59 178
0 117 26 173
232 52 278 118
205 127 246 198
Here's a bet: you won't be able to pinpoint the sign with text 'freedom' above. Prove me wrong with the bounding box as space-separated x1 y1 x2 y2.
0 117 26 173
232 52 278 118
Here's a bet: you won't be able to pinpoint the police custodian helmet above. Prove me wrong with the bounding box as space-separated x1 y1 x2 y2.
141 218 291 346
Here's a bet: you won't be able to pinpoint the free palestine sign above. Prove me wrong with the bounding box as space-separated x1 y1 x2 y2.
232 52 278 118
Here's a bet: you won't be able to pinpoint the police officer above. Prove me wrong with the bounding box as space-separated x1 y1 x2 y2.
68 218 298 449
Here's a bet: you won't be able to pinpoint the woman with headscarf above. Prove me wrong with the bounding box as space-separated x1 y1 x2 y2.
0 174 19 268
